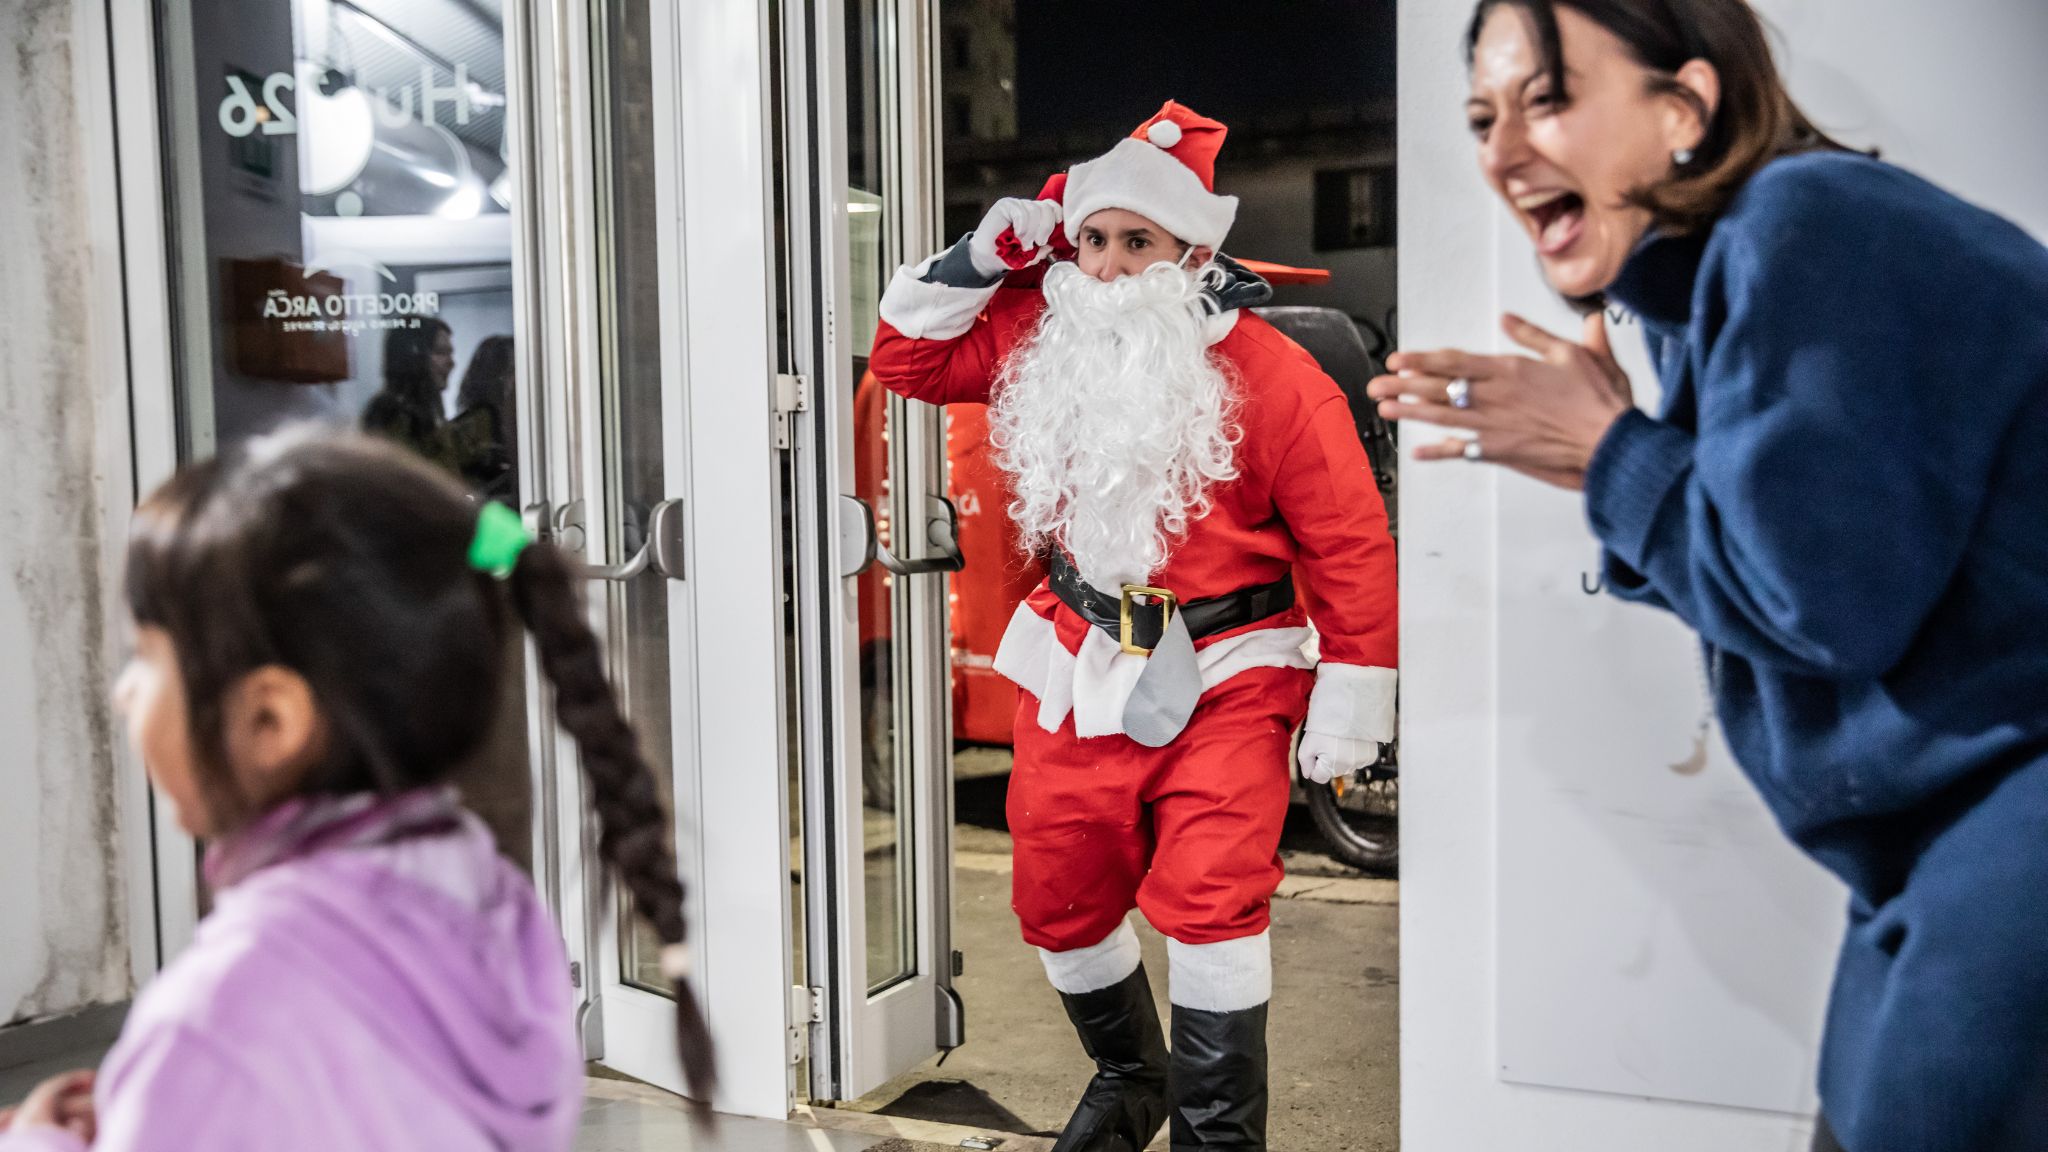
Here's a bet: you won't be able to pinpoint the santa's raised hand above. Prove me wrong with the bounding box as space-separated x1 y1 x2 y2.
969 196 1065 279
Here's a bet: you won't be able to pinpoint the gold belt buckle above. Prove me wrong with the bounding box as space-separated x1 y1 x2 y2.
1119 584 1178 656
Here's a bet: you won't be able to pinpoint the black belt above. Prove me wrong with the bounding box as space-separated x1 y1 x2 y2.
1047 551 1296 655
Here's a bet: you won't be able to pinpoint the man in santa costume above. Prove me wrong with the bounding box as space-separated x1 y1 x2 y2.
870 101 1397 1151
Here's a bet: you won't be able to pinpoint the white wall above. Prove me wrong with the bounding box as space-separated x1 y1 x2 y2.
0 0 135 1028
1399 1 2048 1148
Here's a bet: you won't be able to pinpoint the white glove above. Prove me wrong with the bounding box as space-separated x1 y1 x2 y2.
966 197 1064 280
1297 731 1378 785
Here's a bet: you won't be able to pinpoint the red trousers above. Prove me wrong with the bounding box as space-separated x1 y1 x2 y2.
1007 666 1313 952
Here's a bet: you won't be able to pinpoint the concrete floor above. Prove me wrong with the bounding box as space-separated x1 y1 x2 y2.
545 773 1406 1152
579 1085 880 1151
585 1073 1070 1151
3 1051 956 1152
829 765 1402 1152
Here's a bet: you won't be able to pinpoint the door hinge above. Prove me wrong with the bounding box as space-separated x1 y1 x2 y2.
772 372 810 450
789 984 825 1066
569 960 582 989
953 950 965 978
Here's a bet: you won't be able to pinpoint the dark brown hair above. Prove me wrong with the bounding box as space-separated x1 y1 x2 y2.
456 334 516 417
379 317 455 416
1466 0 1856 233
125 429 715 1105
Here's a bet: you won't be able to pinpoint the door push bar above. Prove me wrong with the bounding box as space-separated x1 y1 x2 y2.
527 498 687 582
837 494 965 579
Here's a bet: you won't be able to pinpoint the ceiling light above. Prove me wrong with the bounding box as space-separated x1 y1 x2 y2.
296 58 375 196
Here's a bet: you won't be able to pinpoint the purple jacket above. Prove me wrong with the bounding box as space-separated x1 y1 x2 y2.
0 793 583 1151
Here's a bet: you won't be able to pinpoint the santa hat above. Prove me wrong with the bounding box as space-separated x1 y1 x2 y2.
1061 101 1239 253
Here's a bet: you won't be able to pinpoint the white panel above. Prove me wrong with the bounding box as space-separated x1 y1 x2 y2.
1759 0 2048 240
1401 0 2048 1148
1492 256 1844 1112
673 0 796 1121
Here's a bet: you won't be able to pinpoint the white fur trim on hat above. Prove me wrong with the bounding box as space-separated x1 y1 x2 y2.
1145 120 1183 148
1061 137 1238 253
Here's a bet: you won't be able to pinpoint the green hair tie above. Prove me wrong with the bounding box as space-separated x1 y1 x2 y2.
468 502 531 579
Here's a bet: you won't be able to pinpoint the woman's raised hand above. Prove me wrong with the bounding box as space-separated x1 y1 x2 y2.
1369 312 1635 491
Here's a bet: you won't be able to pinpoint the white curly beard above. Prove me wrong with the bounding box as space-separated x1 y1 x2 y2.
989 260 1239 590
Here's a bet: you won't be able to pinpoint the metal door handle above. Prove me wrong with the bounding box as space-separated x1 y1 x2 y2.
584 542 652 582
837 495 965 578
567 498 687 582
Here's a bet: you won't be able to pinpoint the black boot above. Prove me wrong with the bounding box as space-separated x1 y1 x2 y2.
1051 964 1171 1152
1168 1002 1269 1150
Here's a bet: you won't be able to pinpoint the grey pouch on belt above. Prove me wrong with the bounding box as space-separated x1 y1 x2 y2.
1122 611 1201 747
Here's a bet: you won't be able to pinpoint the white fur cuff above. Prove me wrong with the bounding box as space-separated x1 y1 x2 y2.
877 256 1001 341
1305 662 1397 745
1167 931 1271 1013
1039 919 1142 994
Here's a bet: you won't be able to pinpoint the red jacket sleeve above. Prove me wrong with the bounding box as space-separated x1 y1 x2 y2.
869 263 1050 408
868 314 1004 407
1272 395 1399 671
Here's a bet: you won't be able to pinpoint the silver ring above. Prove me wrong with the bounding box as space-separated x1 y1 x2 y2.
1447 378 1473 409
1463 440 1484 461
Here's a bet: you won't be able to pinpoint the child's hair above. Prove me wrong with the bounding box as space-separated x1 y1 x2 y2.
124 428 715 1102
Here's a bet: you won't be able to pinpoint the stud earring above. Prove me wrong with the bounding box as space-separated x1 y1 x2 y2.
1673 147 1696 166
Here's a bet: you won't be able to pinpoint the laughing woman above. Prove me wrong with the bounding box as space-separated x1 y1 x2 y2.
1371 2 2048 1150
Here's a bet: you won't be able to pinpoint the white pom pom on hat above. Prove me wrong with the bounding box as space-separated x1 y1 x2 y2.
1061 100 1238 253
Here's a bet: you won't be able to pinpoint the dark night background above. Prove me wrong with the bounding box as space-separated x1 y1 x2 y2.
1015 0 1397 142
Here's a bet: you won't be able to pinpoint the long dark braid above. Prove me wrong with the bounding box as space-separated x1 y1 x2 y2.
507 540 718 1107
127 430 717 1109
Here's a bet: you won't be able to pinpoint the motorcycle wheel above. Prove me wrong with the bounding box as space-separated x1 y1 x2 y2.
1306 759 1399 877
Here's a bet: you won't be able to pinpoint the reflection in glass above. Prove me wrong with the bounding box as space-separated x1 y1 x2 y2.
584 0 682 997
450 335 519 501
845 0 917 993
157 0 532 867
160 0 520 492
361 318 456 465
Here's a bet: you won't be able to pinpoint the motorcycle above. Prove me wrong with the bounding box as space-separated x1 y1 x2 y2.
1255 305 1401 877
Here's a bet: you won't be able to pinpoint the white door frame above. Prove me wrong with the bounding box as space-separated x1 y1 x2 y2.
648 0 795 1119
785 0 956 1104
106 0 204 974
522 0 797 1120
80 0 177 988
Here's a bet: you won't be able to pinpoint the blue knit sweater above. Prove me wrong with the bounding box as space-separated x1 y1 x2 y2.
1588 152 2048 1151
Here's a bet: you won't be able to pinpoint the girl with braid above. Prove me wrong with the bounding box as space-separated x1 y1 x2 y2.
0 430 713 1151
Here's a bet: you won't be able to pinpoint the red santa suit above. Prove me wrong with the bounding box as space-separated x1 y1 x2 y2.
874 99 1396 1152
871 116 1397 976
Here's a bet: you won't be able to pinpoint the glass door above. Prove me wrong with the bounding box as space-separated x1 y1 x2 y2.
552 0 703 1091
785 0 960 1103
144 0 541 913
559 0 797 1119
